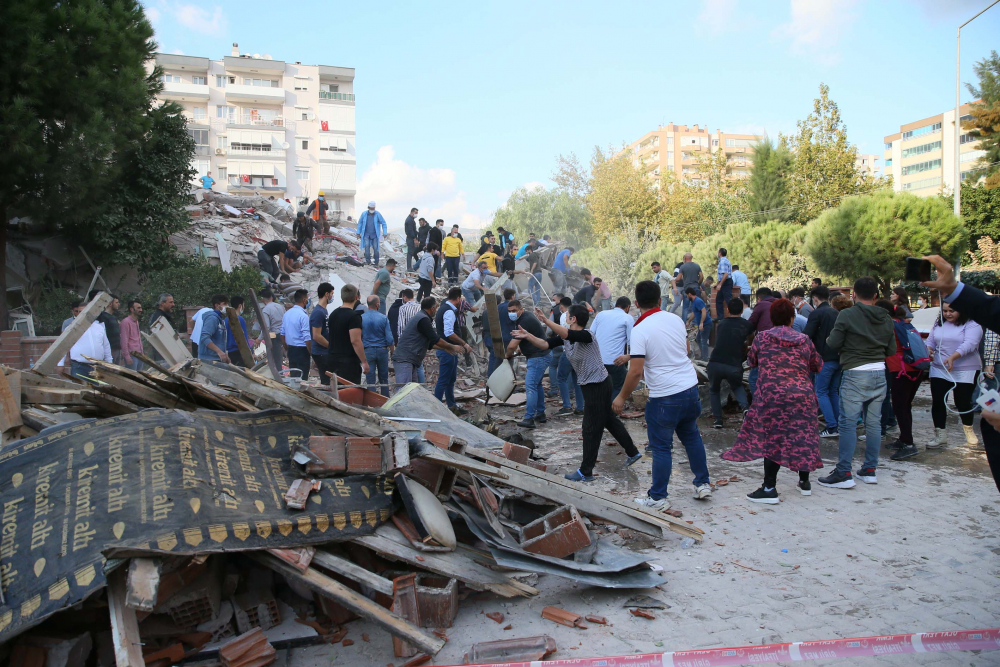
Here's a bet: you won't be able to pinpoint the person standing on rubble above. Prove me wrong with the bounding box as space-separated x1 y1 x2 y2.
405 208 419 271
356 201 388 267
148 293 175 363
199 171 215 190
197 295 231 364
505 299 551 428
495 226 515 255
394 297 463 386
388 288 412 346
428 219 445 278
462 260 499 306
327 284 369 384
551 246 574 295
259 289 285 359
293 211 314 252
433 287 474 414
417 243 439 301
614 280 713 510
474 232 496 264
416 217 431 254
442 228 465 287
514 304 643 481
372 258 395 315
310 283 334 386
484 287 516 377
282 290 311 381
396 290 427 384
591 296 634 399
306 190 329 234
61 318 113 380
362 295 395 397
120 300 144 371
224 296 252 367
91 291 121 364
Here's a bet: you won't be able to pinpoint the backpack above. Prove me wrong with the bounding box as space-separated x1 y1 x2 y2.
893 320 930 370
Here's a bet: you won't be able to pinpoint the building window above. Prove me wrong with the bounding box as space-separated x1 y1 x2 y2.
242 78 279 87
191 107 207 121
295 169 310 180
885 159 892 167
217 136 228 150
161 73 181 83
300 139 308 150
218 167 227 181
294 83 307 91
961 149 986 163
666 151 674 162
901 176 942 191
652 137 659 147
901 140 941 159
901 122 942 140
217 105 236 121
724 138 753 148
900 158 941 176
712 139 719 147
216 75 227 88
666 137 674 148
192 76 207 85
320 83 339 93
884 142 893 150
960 133 978 145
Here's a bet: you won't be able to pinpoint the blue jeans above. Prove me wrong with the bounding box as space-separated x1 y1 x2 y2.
748 366 759 396
660 296 670 311
645 387 710 500
529 273 542 305
551 268 566 293
394 361 426 386
364 347 390 397
435 256 443 279
814 359 842 429
716 278 732 318
682 296 692 323
434 350 458 406
70 360 95 380
364 236 380 265
836 370 886 473
558 351 583 409
462 287 480 306
669 289 683 315
524 353 551 420
547 347 562 394
126 357 143 372
445 256 460 286
695 324 710 360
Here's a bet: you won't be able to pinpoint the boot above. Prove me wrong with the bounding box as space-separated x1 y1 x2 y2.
926 428 947 449
963 424 979 446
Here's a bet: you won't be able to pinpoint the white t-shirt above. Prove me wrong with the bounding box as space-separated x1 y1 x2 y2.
630 310 698 398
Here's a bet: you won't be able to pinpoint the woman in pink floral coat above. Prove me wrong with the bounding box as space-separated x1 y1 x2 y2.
722 298 824 504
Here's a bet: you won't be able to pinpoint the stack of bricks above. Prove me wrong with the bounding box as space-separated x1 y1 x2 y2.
219 628 276 667
519 505 591 559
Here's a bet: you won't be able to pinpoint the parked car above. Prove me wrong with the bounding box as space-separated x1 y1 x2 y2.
910 306 940 339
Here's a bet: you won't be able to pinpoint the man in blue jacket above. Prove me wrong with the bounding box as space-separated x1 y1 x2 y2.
224 295 252 367
356 200 388 266
198 295 230 363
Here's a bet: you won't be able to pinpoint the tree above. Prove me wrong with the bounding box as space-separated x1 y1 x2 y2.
780 84 887 224
804 191 968 293
964 50 1000 188
573 219 657 296
747 138 794 220
942 182 1000 242
552 153 591 201
586 146 664 239
491 186 593 248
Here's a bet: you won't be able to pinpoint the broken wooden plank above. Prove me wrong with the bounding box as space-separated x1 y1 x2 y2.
8 368 81 389
411 443 509 480
311 550 394 596
144 316 193 367
107 565 145 667
32 292 113 375
21 386 94 406
0 369 22 434
225 306 255 370
248 289 282 380
92 368 199 411
352 525 537 598
125 558 161 612
301 386 387 427
466 449 704 542
248 552 445 656
195 361 383 436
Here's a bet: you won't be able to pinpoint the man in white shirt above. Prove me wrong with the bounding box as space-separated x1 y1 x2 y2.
613 280 712 510
188 306 213 358
591 296 634 398
651 261 673 311
62 320 113 380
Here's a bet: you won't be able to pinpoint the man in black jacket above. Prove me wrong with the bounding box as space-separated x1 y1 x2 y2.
923 254 1000 493
415 218 430 253
387 289 413 346
707 298 750 429
404 208 419 271
803 285 842 438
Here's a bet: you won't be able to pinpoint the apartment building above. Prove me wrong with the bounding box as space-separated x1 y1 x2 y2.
628 123 762 187
882 103 984 196
151 43 357 218
855 154 881 176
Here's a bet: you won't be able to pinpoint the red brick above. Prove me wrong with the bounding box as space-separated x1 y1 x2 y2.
346 437 382 473
520 505 591 559
414 575 457 629
526 460 548 472
423 430 454 449
305 436 347 474
502 442 530 464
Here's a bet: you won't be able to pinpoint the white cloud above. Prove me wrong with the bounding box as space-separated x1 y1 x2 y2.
773 0 859 66
358 146 490 231
697 0 740 33
145 6 161 23
171 48 184 55
173 4 227 36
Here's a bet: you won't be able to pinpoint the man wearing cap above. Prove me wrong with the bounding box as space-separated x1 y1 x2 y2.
356 201 388 267
306 191 329 234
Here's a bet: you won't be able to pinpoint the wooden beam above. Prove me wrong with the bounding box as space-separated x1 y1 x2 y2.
248 552 445 656
195 362 383 436
311 550 394 596
144 317 193 367
93 369 198 411
0 369 22 433
107 565 145 667
249 288 282 380
125 557 161 612
225 307 255 369
21 386 94 406
412 445 509 480
32 292 112 375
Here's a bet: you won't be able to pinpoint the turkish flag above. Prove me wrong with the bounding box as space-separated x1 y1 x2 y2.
242 174 250 183
321 120 329 131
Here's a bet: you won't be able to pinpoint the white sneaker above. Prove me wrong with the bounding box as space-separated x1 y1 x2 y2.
694 484 713 500
858 434 867 441
634 496 670 511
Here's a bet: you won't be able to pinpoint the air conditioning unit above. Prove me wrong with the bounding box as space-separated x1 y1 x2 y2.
307 112 316 121
216 148 225 155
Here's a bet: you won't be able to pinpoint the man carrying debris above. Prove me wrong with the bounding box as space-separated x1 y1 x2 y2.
462 260 498 306
258 239 289 281
224 296 252 367
506 299 551 428
197 295 231 364
327 284 369 384
614 280 713 511
395 297 463 385
435 287 475 414
372 258 395 315
282 289 312 381
362 295 395 396
306 190 330 234
684 286 712 360
417 243 439 301
551 246 574 294
356 201 388 267
310 282 334 386
120 300 144 371
514 304 642 481
293 211 314 251
404 207 419 271
148 293 175 363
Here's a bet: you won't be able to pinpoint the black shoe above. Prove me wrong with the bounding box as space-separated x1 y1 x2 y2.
555 406 574 416
747 486 779 504
856 467 877 484
817 470 855 489
516 418 536 429
885 439 906 450
573 409 584 416
797 480 811 496
449 405 468 416
535 413 547 424
891 444 919 460
712 419 723 429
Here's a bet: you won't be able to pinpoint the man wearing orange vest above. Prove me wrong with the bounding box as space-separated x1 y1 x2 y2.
305 190 330 234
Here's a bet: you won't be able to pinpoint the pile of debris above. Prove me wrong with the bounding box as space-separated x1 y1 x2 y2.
0 292 702 667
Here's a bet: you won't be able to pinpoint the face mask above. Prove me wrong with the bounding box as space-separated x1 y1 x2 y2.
318 197 324 201
508 312 518 321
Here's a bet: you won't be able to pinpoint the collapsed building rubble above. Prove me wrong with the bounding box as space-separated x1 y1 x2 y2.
0 290 702 666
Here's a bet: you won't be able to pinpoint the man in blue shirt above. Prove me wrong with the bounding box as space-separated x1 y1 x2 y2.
591 296 634 399
716 247 733 319
685 286 712 360
495 227 514 254
514 233 539 259
281 290 312 381
356 201 388 266
198 295 230 363
731 263 752 307
199 172 215 190
224 296 252 367
551 247 574 293
361 295 396 396
310 283 333 386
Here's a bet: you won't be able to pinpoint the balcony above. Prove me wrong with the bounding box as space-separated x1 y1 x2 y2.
228 115 294 130
194 145 211 156
319 91 355 103
227 147 286 159
724 146 746 153
225 84 285 104
160 81 209 101
680 144 704 153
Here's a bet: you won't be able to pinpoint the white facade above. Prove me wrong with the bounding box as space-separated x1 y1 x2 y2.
152 44 357 218
855 153 880 176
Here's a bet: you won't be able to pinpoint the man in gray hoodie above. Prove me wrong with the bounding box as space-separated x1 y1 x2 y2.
818 276 897 489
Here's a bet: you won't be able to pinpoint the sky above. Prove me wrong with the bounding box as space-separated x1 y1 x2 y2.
145 0 1000 230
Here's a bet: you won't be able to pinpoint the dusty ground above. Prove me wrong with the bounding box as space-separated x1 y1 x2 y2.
283 384 1000 667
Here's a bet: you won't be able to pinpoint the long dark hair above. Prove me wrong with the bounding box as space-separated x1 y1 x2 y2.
936 303 970 327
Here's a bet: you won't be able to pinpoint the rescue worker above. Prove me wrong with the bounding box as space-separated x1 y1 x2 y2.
306 190 330 234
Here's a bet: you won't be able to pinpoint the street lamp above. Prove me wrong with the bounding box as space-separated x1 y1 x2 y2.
955 0 1000 218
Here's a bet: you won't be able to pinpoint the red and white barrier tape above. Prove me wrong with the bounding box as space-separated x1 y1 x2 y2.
444 628 1000 667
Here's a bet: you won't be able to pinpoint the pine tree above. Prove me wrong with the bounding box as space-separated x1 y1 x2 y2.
964 50 1000 189
747 138 793 220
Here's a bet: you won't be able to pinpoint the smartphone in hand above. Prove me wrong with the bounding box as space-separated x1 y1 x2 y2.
904 257 932 282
